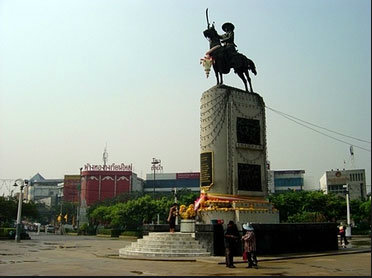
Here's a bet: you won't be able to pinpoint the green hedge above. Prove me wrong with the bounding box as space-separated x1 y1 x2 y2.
120 230 142 238
352 228 371 235
97 228 111 235
97 228 121 237
77 223 96 235
0 228 16 238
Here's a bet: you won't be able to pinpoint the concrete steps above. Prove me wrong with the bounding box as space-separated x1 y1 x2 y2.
119 232 210 257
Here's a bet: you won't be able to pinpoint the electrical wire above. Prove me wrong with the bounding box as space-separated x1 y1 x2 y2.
266 106 371 144
266 106 371 152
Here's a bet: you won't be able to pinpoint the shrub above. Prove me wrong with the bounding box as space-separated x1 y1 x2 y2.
77 223 96 235
111 229 121 237
97 228 112 235
0 228 16 238
120 230 141 238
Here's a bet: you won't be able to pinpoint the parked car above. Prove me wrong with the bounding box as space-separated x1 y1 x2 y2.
46 225 55 233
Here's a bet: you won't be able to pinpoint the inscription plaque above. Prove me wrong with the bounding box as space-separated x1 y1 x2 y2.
238 163 262 191
200 152 213 187
236 118 260 145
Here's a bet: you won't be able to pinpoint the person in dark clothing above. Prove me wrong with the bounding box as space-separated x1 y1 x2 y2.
339 224 348 248
167 203 178 233
224 220 240 268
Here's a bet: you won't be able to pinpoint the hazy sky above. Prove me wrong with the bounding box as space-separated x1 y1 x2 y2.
0 0 371 195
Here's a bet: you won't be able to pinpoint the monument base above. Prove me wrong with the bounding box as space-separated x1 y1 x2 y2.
180 219 196 233
199 210 279 226
196 192 279 226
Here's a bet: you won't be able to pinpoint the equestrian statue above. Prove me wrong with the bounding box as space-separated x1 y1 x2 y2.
200 9 257 93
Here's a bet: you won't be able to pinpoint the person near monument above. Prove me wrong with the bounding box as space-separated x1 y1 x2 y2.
224 220 240 268
338 224 348 248
242 223 258 269
167 203 178 233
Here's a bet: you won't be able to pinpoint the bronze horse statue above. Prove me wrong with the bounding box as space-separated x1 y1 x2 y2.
203 24 257 93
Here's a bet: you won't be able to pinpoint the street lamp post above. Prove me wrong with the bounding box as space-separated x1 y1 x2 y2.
343 183 352 238
13 179 29 243
77 167 82 229
151 158 162 198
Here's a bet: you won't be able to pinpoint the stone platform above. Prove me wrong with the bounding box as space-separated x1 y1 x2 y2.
119 232 210 257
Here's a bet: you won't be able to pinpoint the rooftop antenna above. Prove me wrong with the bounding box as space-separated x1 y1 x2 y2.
103 143 108 167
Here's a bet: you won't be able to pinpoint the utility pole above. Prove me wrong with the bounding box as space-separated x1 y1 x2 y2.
13 179 30 243
343 183 352 238
174 187 178 226
15 185 23 242
77 167 82 229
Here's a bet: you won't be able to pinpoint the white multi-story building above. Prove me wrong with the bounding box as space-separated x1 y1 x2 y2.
319 169 367 200
144 172 200 193
267 170 305 193
25 173 63 205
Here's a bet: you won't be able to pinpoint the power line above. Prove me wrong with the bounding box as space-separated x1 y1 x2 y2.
266 106 371 144
266 106 371 152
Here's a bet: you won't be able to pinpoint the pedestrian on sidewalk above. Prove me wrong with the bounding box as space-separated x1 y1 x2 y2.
167 203 178 233
242 223 258 269
338 224 348 248
224 220 239 268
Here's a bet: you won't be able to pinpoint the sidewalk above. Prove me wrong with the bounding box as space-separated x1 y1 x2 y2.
1 234 370 276
115 235 371 263
116 246 371 263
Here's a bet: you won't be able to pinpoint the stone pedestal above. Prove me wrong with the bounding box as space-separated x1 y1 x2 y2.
199 85 279 225
180 219 196 233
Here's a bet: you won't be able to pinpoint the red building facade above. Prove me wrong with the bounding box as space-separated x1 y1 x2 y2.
63 175 80 202
81 163 133 206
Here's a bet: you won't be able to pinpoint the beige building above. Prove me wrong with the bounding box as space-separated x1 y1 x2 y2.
319 169 367 200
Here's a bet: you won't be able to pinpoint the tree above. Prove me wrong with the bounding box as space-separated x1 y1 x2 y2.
0 197 17 226
269 190 346 223
0 197 39 227
110 195 162 230
89 206 112 232
177 189 199 206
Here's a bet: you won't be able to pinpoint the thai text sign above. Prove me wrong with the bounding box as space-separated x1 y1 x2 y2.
200 152 213 187
84 163 132 171
177 173 200 179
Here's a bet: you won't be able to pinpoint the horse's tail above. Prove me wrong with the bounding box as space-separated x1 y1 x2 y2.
247 58 257 75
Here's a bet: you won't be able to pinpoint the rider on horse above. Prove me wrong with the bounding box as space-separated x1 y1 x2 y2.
205 22 238 67
220 22 237 54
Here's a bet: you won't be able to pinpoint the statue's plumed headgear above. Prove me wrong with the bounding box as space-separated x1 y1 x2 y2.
222 22 235 32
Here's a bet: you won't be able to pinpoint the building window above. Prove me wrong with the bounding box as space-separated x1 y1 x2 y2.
360 183 364 199
236 118 260 145
327 184 346 194
238 163 262 191
361 173 364 180
274 178 304 187
350 174 353 181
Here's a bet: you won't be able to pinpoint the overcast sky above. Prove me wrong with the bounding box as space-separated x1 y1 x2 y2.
0 0 370 195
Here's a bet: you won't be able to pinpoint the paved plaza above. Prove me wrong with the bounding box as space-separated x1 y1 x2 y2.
0 233 370 276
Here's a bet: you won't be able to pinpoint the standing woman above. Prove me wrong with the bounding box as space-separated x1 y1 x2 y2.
167 203 178 233
242 223 258 269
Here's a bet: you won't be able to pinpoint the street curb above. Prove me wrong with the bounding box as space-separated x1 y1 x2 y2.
101 254 197 262
100 248 371 263
217 248 372 264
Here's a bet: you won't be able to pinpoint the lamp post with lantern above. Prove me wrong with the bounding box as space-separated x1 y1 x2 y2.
13 179 31 243
151 158 162 198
